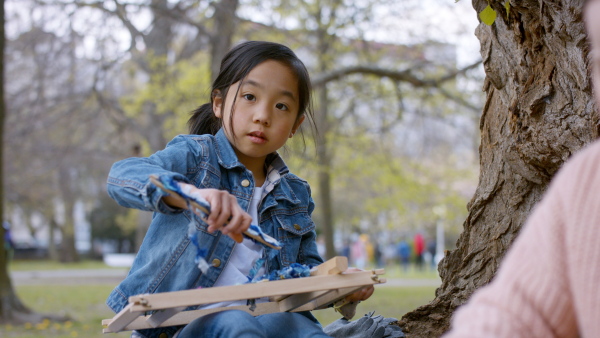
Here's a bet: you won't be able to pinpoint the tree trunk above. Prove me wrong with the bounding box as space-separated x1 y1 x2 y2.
316 85 335 259
0 0 66 324
210 0 239 81
48 218 58 260
315 25 336 259
399 0 598 336
57 169 79 263
0 0 28 323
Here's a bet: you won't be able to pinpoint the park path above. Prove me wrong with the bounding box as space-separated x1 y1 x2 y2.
10 269 129 285
10 269 441 287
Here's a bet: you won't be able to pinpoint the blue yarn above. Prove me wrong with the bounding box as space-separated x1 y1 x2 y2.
253 263 313 282
158 175 210 218
188 220 209 273
246 224 282 250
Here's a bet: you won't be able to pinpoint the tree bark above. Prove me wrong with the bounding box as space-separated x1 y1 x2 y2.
399 0 598 336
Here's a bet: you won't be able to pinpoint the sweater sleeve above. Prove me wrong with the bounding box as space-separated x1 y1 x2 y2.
443 140 600 338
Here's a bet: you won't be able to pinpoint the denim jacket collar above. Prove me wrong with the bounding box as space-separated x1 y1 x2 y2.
214 128 289 176
215 129 244 170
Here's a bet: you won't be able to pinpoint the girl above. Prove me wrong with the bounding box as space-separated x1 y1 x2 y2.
106 41 373 338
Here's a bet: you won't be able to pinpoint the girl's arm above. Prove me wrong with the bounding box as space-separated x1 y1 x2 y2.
108 135 252 242
107 135 203 213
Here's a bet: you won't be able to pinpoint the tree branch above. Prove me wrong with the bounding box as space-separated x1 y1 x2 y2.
312 60 482 88
437 87 482 113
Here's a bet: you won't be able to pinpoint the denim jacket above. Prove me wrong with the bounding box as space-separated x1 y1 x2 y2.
105 129 323 335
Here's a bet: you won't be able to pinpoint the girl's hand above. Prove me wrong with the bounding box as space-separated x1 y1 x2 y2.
201 188 252 243
345 285 375 303
344 267 375 302
162 184 251 243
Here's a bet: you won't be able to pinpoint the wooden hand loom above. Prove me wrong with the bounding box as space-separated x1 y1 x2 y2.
102 256 386 333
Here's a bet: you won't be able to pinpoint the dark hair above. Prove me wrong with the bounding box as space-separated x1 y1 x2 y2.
187 41 314 138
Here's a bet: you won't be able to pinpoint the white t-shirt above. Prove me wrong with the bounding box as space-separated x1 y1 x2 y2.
200 186 267 309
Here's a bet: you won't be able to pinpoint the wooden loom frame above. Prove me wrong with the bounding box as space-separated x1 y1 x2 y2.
102 256 386 333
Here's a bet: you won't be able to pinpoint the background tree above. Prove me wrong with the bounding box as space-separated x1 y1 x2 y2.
243 0 482 258
4 19 114 262
399 0 598 336
0 0 69 324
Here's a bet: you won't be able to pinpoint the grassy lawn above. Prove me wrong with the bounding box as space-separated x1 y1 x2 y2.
1 260 439 337
313 285 437 326
2 284 130 338
379 264 440 280
1 284 437 338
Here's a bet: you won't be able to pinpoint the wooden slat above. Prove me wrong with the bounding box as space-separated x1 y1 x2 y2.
104 302 281 333
278 289 333 312
310 256 348 276
295 286 363 312
146 306 186 328
129 270 381 312
105 303 143 333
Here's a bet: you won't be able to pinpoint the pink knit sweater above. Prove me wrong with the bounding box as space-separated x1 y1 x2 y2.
443 140 600 338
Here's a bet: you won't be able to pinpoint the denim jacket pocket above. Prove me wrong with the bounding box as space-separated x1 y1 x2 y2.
274 212 315 266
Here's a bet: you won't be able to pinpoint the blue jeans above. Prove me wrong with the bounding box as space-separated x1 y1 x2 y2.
176 310 330 338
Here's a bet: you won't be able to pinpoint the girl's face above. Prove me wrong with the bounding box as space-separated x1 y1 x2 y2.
213 60 305 171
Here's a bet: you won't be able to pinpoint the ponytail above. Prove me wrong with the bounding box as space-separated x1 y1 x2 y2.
187 103 222 135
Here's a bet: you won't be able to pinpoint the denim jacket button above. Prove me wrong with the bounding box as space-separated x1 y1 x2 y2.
293 224 301 230
159 334 168 338
212 258 221 267
241 179 250 187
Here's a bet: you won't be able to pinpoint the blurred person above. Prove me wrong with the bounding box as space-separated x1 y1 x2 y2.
443 2 600 336
374 241 384 267
427 238 437 270
351 233 367 269
397 239 411 273
413 232 425 270
383 241 398 266
341 239 351 260
362 234 375 267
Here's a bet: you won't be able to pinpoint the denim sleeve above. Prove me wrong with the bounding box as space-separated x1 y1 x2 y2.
106 135 203 214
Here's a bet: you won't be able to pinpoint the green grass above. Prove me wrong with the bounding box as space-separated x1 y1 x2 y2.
0 284 437 337
379 264 441 280
1 260 439 337
313 286 437 326
2 285 130 338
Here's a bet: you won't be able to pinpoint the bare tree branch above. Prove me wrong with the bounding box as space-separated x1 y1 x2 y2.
312 60 482 88
437 87 482 113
